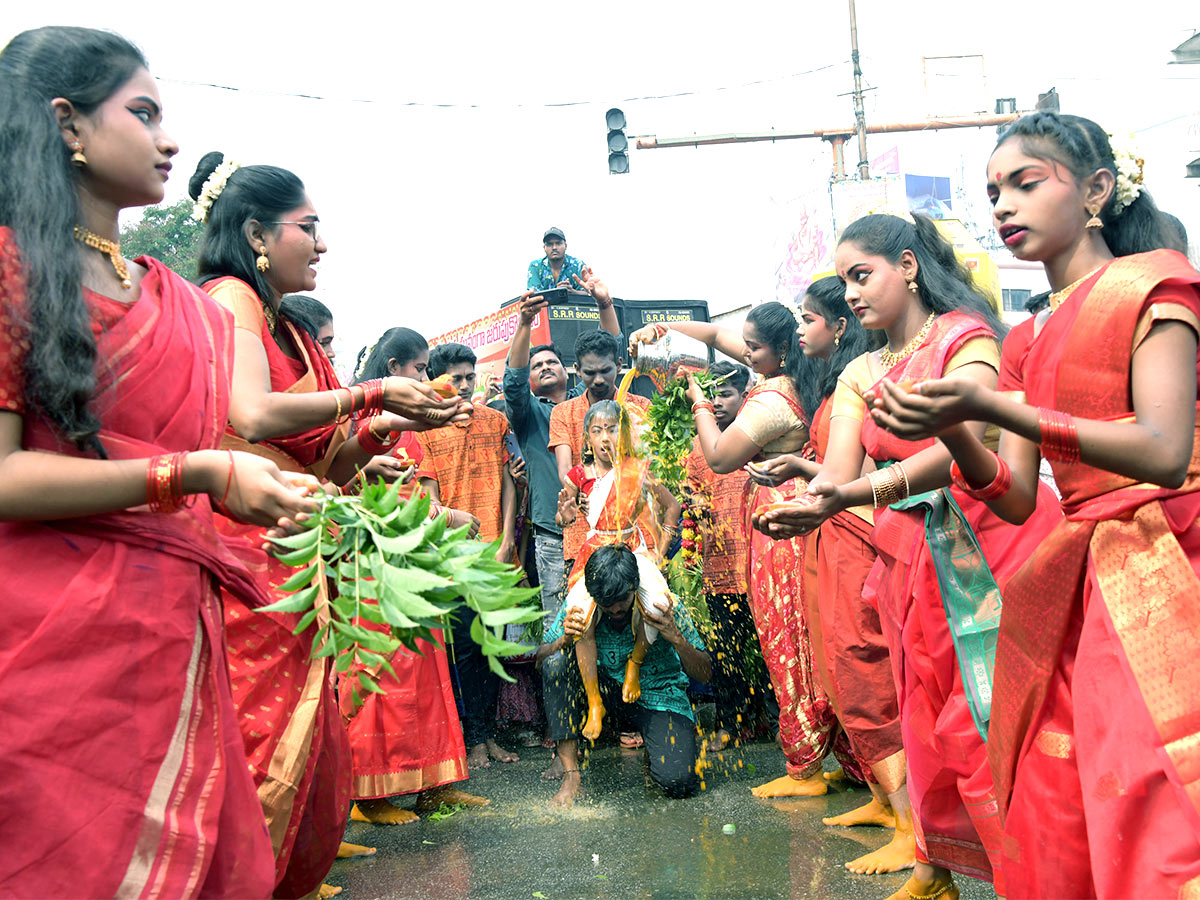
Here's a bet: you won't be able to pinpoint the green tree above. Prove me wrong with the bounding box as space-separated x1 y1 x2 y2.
119 198 203 279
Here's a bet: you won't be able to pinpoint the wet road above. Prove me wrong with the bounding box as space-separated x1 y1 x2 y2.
328 734 998 900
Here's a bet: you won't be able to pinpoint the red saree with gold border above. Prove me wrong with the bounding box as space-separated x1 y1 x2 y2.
988 250 1200 899
202 277 351 897
0 250 274 897
741 379 865 781
339 434 469 799
808 395 904 791
859 311 1062 886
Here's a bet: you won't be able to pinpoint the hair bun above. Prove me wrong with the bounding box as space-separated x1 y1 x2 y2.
188 151 225 200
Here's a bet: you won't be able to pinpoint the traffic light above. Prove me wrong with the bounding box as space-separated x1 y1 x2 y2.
606 108 629 174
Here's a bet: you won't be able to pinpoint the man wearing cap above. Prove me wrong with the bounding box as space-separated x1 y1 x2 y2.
527 227 587 292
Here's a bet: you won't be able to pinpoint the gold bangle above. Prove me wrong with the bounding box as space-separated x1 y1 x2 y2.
892 463 910 502
868 470 883 509
333 389 344 423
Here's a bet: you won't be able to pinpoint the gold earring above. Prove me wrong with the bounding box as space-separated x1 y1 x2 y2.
834 334 841 348
907 279 919 293
70 140 87 167
256 247 270 273
1085 205 1104 230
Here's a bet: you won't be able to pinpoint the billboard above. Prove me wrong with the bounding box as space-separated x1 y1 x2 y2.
427 304 551 380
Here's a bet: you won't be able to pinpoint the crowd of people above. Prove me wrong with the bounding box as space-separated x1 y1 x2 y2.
1 23 1199 900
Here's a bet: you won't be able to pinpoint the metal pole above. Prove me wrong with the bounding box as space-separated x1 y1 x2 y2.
848 0 869 179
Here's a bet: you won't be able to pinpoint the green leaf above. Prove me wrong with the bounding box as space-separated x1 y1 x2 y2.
276 561 318 593
273 543 320 568
370 524 426 556
478 606 544 627
267 525 322 550
260 582 319 614
357 670 386 695
291 606 320 635
487 652 516 683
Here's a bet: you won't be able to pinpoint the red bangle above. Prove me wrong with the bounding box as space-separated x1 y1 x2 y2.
358 417 397 455
146 451 190 512
353 379 384 420
949 453 1013 501
1038 408 1079 463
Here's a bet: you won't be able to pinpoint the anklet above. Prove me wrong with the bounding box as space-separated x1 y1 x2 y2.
906 880 954 900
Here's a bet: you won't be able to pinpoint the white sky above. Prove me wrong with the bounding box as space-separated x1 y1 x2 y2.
4 3 1199 378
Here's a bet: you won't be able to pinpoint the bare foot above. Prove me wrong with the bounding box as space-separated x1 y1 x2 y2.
336 840 378 858
550 769 582 807
883 873 956 900
823 766 846 782
751 774 828 798
466 742 491 770
704 729 733 753
416 786 490 812
486 738 519 763
822 797 897 828
622 659 642 704
351 800 418 826
318 885 342 899
846 825 917 875
541 754 565 781
582 701 605 741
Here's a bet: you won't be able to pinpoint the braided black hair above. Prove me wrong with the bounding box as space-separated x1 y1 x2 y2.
995 113 1183 258
839 213 1008 340
745 300 825 419
802 275 880 400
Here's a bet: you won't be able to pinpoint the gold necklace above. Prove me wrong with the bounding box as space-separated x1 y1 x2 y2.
880 312 936 368
262 302 278 335
1048 265 1105 312
73 226 132 290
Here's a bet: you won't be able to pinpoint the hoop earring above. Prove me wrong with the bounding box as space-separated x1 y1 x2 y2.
1085 205 1103 230
256 247 271 273
70 140 87 167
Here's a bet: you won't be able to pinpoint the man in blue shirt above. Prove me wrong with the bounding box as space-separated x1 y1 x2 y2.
503 279 619 623
527 226 587 291
537 545 711 806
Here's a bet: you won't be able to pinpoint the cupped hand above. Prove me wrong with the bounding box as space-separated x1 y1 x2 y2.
218 453 321 529
751 481 842 539
866 377 983 440
359 454 410 484
745 455 803 487
382 377 469 428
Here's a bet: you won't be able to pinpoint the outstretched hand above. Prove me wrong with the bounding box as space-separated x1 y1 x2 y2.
750 482 841 539
745 455 803 487
382 377 472 430
572 267 612 308
866 377 983 440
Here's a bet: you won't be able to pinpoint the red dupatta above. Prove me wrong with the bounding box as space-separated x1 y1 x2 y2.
989 249 1200 822
22 261 266 607
202 276 348 478
860 311 994 464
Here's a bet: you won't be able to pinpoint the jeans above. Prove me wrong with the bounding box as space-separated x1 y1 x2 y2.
449 610 498 747
533 529 569 618
541 649 699 799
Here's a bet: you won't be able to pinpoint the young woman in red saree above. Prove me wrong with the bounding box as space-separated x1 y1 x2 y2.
0 27 320 898
339 328 487 826
756 214 1062 900
873 113 1200 899
189 153 468 897
629 303 868 799
749 274 913 875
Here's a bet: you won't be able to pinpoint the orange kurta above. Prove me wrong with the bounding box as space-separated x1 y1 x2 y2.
684 438 749 595
415 405 511 542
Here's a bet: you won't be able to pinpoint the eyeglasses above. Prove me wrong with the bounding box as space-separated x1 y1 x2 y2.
267 220 320 241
